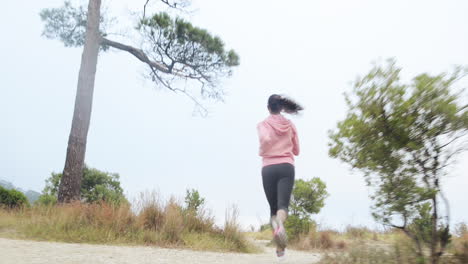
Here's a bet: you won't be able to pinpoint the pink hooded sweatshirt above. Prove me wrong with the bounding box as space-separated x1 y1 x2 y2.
257 114 300 167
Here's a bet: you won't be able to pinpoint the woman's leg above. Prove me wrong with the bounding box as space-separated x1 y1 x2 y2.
276 163 295 223
262 163 295 253
275 163 295 249
262 165 279 221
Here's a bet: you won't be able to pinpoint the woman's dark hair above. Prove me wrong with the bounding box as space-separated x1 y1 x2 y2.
268 94 304 114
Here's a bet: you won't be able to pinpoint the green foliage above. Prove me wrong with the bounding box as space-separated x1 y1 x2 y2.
0 179 41 203
139 13 239 67
286 178 328 239
35 194 58 206
329 59 468 261
184 188 205 212
290 178 329 217
0 186 29 208
285 214 316 239
41 165 126 205
40 2 239 107
137 12 240 100
40 1 108 49
409 203 433 245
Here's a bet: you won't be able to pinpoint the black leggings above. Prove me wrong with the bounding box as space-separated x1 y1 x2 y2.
262 163 295 216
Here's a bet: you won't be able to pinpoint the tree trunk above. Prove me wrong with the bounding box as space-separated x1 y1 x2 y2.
57 0 102 203
431 196 439 264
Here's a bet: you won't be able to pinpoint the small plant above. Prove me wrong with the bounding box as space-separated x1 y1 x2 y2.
184 189 205 212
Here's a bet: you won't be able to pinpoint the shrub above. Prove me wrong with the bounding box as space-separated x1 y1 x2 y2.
319 231 335 249
182 188 214 233
42 165 127 205
0 186 29 208
285 178 328 241
136 192 165 230
285 214 314 240
162 199 184 243
184 189 205 212
35 194 58 206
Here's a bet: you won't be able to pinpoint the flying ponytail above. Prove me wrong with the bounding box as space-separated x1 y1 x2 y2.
267 94 304 114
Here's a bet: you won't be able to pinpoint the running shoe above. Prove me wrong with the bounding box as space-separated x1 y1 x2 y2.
276 248 286 262
273 225 287 249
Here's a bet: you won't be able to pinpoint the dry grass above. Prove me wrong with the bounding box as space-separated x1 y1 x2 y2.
223 205 259 253
245 228 272 241
278 224 408 254
0 193 256 253
292 228 345 251
312 224 468 264
447 228 468 264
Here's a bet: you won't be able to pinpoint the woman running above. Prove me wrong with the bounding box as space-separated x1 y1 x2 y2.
257 94 303 258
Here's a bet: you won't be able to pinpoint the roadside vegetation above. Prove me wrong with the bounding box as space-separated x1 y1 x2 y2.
246 222 468 264
0 168 256 253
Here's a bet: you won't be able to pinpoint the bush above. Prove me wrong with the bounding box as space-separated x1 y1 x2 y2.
162 199 184 243
285 177 328 241
184 189 205 212
35 194 58 206
285 214 314 239
42 165 127 205
0 186 29 208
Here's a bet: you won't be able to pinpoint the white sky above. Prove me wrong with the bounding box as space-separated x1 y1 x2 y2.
1 0 467 230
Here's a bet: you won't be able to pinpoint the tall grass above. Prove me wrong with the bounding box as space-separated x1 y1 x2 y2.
222 205 258 253
313 223 468 264
286 223 410 252
0 192 256 253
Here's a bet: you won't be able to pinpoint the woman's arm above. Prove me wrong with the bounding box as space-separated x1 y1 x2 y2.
292 124 300 156
257 122 272 156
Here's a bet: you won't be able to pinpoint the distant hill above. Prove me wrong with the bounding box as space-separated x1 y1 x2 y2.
0 179 41 203
0 179 15 190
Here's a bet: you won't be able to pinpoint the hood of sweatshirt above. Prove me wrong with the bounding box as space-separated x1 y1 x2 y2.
265 114 293 135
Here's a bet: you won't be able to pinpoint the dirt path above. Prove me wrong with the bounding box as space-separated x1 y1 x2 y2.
0 238 321 264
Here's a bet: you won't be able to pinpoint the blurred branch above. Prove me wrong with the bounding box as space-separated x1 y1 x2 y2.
143 0 150 18
143 0 190 18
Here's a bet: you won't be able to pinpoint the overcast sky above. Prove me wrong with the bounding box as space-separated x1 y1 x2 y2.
1 0 467 230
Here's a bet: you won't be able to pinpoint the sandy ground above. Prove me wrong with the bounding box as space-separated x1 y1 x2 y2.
0 238 322 264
